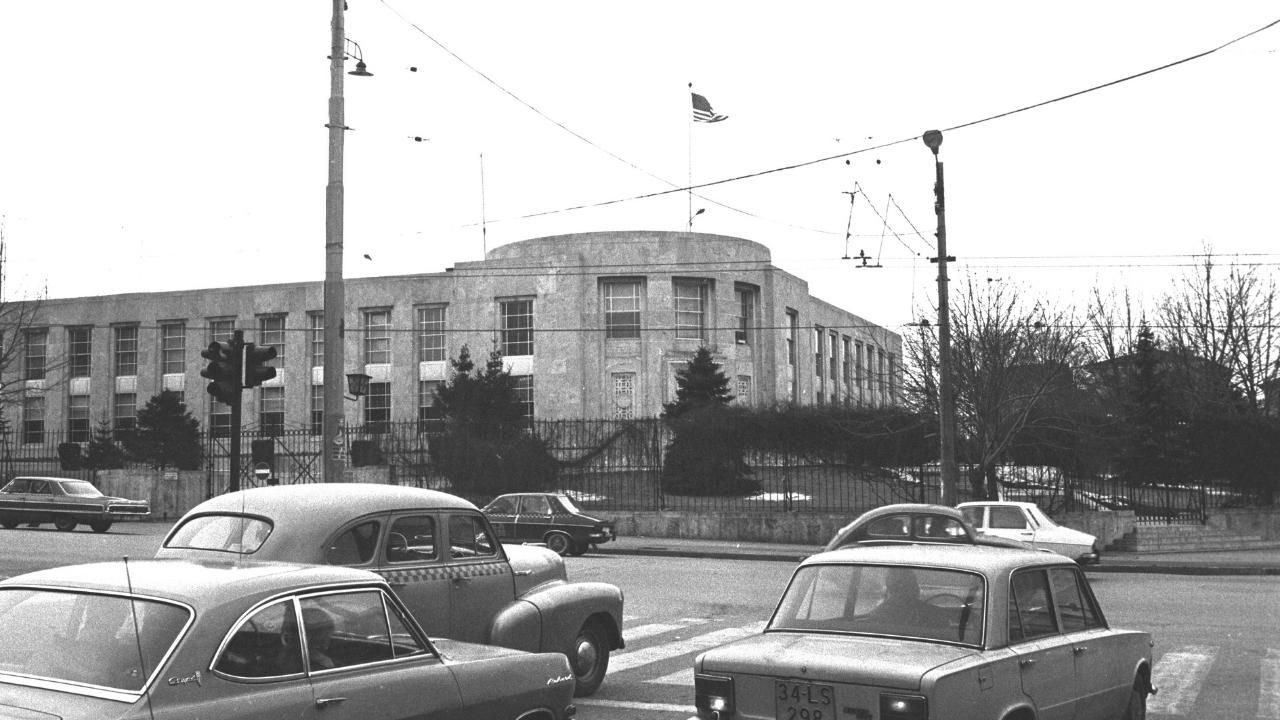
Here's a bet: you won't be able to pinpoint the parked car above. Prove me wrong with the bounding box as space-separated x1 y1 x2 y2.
0 476 150 533
959 500 1102 564
482 492 617 556
0 559 577 719
822 503 1037 552
155 483 624 696
689 544 1154 720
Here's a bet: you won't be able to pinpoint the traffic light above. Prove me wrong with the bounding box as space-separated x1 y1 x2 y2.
243 343 278 388
200 341 241 405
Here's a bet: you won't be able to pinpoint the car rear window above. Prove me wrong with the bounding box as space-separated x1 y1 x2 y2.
165 514 273 554
0 588 189 692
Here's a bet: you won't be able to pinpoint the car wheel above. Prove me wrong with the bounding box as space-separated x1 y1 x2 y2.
89 520 113 533
53 517 77 532
1122 675 1147 720
0 521 17 529
544 531 572 556
568 541 587 556
569 619 609 697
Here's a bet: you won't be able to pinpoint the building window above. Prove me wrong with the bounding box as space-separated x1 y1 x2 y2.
309 312 324 368
23 329 47 381
208 318 235 344
68 395 91 442
114 393 136 438
258 315 285 368
22 396 44 444
68 327 91 378
419 380 443 430
842 336 853 401
364 382 391 432
737 375 752 405
501 299 534 356
786 310 798 365
161 322 186 375
855 341 864 391
310 384 324 435
814 327 824 377
674 280 709 340
612 372 635 420
603 280 641 339
364 309 391 365
829 331 838 380
734 286 756 345
888 354 897 402
512 376 534 419
114 326 138 377
417 306 447 362
210 402 231 438
259 386 284 436
878 349 887 398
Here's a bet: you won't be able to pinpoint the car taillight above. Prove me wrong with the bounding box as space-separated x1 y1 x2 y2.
880 692 928 720
694 673 734 716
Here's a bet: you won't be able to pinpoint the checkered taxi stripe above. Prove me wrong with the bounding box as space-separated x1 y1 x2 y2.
377 561 511 584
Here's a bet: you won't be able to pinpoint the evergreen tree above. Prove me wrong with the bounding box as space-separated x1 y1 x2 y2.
661 347 756 496
434 344 524 426
1118 322 1185 485
124 391 202 470
84 416 125 470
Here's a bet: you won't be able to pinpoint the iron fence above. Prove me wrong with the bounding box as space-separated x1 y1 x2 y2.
1 420 1271 520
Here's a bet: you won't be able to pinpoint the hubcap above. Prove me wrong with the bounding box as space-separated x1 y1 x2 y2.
574 636 598 675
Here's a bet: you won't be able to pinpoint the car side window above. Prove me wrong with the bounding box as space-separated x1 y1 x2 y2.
386 515 436 563
523 495 552 515
325 520 381 565
486 496 518 514
1009 569 1058 642
31 482 51 495
215 599 302 679
297 592 405 671
914 516 965 540
3 480 25 493
959 507 983 527
1049 567 1103 632
448 514 497 559
865 516 910 538
990 507 1028 530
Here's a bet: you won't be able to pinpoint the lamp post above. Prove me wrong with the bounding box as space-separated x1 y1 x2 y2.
323 1 372 483
688 207 705 230
924 129 959 505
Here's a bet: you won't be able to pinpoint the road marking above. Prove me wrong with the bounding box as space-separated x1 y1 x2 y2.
625 618 710 642
1149 645 1217 716
646 667 694 686
609 622 766 674
574 698 694 714
1260 648 1280 719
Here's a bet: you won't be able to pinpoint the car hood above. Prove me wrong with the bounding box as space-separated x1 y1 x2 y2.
699 631 978 691
505 543 566 595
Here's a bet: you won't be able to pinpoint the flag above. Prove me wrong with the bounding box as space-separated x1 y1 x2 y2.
691 92 728 123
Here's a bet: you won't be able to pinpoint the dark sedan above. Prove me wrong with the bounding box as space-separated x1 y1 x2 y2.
482 492 617 556
0 476 150 533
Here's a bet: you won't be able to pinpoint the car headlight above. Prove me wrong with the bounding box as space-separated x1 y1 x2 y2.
694 673 734 715
880 692 928 720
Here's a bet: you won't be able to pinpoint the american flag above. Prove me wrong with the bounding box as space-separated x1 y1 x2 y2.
691 92 728 123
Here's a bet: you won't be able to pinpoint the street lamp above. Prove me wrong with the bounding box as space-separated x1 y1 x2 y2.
345 372 372 401
924 129 959 505
324 1 373 483
688 207 705 230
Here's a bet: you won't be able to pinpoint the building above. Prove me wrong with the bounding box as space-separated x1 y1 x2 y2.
6 231 902 443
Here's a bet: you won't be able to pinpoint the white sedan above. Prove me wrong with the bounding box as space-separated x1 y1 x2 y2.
958 500 1101 564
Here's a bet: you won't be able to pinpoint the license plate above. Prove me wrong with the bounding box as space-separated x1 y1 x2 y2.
775 679 835 720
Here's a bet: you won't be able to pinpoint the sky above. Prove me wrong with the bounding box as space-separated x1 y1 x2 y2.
1 2 1278 333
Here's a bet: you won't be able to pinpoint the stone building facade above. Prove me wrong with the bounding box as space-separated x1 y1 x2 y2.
7 231 901 442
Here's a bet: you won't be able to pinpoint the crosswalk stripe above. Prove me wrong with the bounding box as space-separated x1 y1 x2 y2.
575 698 695 714
609 621 766 674
1260 648 1280 719
625 618 709 642
646 667 694 686
1149 645 1217 716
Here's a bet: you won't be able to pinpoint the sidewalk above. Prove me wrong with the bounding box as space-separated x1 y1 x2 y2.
594 536 1280 576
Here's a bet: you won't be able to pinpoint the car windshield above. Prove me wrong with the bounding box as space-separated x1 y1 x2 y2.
59 480 105 497
770 563 986 646
165 514 273 554
0 589 189 692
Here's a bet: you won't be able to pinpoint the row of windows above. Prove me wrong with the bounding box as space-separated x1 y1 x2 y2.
812 325 897 404
603 279 759 345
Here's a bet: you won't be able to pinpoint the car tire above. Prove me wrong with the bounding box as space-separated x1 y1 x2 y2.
569 619 609 697
568 541 587 556
545 531 572 556
54 517 77 532
1122 675 1147 720
90 520 113 533
0 521 17 530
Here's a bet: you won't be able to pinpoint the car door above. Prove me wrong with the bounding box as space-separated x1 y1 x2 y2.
1048 566 1121 720
983 505 1037 546
299 590 463 720
514 494 554 543
483 496 519 542
443 512 514 644
1008 568 1079 720
374 513 455 641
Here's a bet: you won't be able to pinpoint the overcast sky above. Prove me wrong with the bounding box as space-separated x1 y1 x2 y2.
1 2 1277 332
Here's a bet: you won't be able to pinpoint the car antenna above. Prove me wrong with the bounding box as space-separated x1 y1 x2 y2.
123 556 159 720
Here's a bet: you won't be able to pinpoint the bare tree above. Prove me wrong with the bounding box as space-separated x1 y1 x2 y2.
903 278 1093 499
0 229 52 419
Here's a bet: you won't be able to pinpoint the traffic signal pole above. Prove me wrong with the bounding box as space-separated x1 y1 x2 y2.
228 330 244 493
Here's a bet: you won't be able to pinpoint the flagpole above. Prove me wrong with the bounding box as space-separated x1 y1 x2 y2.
687 82 693 232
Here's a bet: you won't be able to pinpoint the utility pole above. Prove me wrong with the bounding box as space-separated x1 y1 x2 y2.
924 130 959 505
323 0 347 483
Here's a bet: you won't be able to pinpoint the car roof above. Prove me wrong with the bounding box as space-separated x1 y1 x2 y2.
1 559 382 605
957 500 1036 509
185 483 479 525
856 503 964 520
805 542 1068 574
10 476 81 483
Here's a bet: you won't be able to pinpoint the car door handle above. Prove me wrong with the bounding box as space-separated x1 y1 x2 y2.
513 569 533 576
1019 658 1036 668
452 576 471 584
1073 645 1089 654
315 697 347 708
